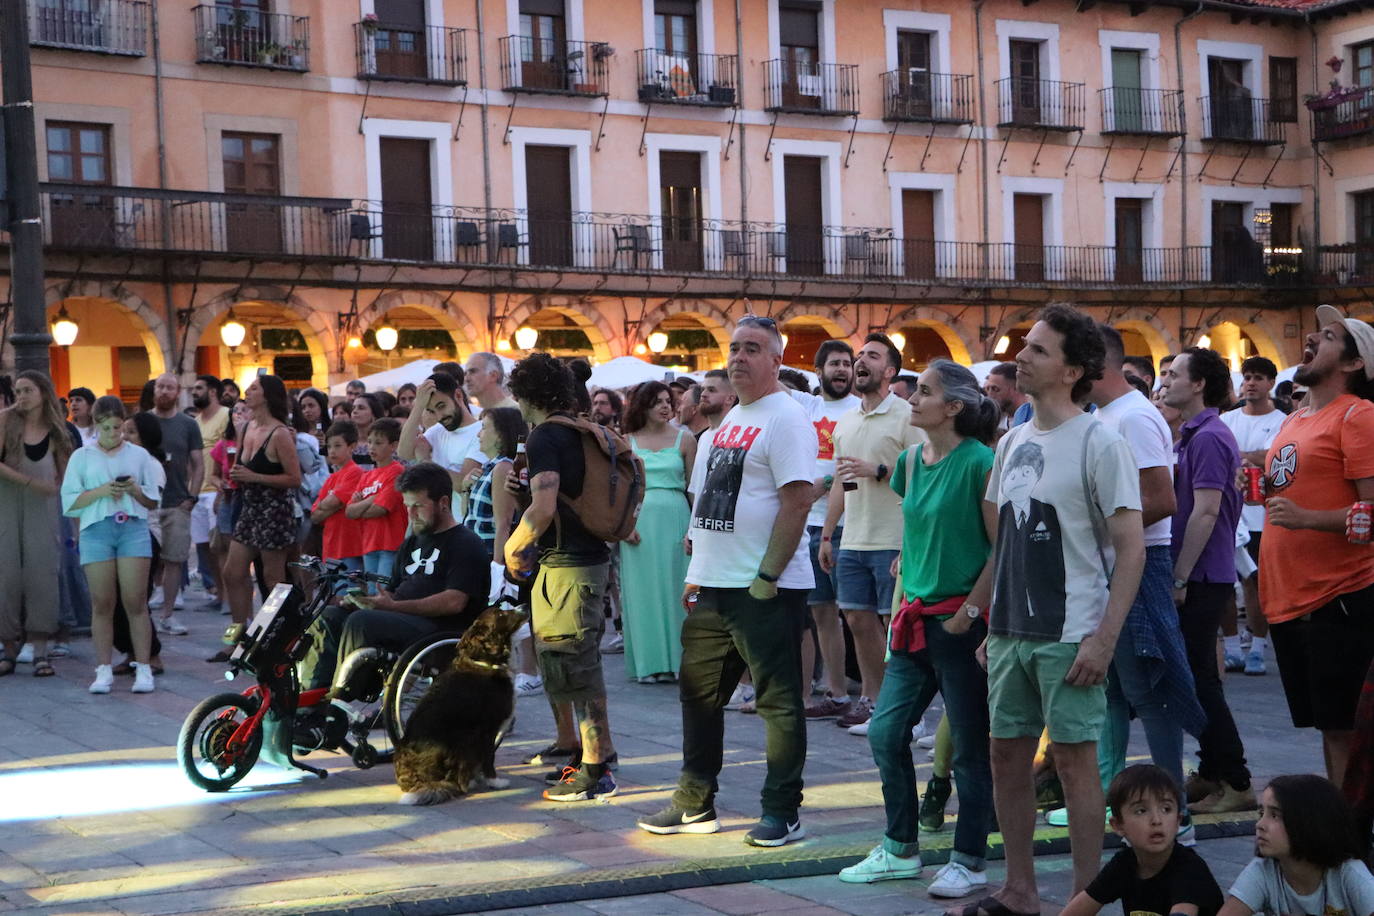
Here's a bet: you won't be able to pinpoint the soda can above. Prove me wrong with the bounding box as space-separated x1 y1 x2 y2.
1244 467 1265 504
1349 502 1374 545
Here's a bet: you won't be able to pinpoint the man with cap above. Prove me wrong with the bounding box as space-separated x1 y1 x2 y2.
1257 304 1374 788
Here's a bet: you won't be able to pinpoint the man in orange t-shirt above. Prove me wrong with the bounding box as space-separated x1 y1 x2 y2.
1258 304 1374 787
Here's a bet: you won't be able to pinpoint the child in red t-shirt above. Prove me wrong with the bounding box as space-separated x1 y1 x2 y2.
346 417 407 586
310 421 366 569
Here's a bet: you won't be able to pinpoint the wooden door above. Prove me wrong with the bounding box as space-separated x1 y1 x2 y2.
1013 193 1045 282
379 137 433 260
45 121 116 248
783 155 824 276
660 151 702 271
896 31 932 119
520 0 567 90
1208 58 1250 139
1114 198 1144 284
902 189 936 279
526 145 573 266
374 0 427 79
1356 192 1374 278
779 5 819 110
1111 49 1143 132
1010 40 1041 124
1212 201 1247 282
222 131 282 254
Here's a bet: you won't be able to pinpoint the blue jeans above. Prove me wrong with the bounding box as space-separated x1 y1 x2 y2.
362 550 394 593
867 616 993 870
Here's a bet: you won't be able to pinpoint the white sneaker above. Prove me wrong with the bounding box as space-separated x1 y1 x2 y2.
848 719 870 736
15 643 33 664
916 732 937 749
912 719 931 743
724 684 755 710
928 861 988 899
838 845 923 883
514 673 544 697
157 614 188 636
148 587 165 609
174 593 185 610
131 663 155 693
601 633 624 654
89 665 114 694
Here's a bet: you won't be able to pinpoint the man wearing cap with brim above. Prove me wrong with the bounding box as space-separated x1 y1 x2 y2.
1254 304 1374 789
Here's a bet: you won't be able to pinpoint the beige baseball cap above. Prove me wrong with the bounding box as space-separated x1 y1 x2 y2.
1315 304 1374 380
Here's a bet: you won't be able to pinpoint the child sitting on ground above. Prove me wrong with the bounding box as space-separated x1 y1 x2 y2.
1220 774 1374 916
1063 764 1223 916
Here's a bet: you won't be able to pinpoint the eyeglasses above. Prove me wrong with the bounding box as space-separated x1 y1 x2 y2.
737 314 777 329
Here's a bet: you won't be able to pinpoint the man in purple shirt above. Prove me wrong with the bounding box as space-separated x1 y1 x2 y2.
1162 346 1252 815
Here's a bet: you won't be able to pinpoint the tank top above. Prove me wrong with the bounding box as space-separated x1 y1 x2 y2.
241 425 286 475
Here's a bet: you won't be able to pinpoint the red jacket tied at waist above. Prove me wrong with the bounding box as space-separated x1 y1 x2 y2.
889 594 967 654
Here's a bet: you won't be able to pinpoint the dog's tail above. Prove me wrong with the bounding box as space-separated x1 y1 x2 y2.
398 787 458 806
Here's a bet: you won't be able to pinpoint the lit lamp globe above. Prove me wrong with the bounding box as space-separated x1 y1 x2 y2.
889 331 906 354
646 330 669 354
994 335 1011 356
343 336 368 365
375 324 399 352
219 311 247 349
514 326 539 350
50 307 79 347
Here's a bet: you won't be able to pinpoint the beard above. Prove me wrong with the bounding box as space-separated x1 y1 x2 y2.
853 372 878 394
820 373 852 400
437 412 461 431
192 393 211 410
1293 363 1325 387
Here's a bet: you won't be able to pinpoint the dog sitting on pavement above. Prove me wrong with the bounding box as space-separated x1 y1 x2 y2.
394 602 525 805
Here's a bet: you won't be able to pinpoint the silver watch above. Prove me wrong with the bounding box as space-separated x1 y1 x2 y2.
962 603 981 619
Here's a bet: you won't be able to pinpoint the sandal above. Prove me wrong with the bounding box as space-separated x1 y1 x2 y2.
32 658 55 678
0 656 13 677
949 896 1040 916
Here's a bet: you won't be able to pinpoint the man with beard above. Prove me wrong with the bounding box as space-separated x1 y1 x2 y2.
219 378 240 408
695 370 736 436
677 382 710 438
590 389 623 429
984 362 1025 436
399 373 481 494
191 375 229 607
150 373 204 632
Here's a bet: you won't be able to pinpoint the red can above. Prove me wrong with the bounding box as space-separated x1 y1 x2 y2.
1349 502 1374 545
1244 467 1265 504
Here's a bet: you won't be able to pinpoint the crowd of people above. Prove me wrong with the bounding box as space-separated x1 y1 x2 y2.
4 299 1374 914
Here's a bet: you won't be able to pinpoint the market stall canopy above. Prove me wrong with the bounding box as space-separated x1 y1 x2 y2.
588 356 685 390
328 355 515 398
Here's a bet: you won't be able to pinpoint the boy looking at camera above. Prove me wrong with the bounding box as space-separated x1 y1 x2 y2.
310 421 365 569
347 417 407 583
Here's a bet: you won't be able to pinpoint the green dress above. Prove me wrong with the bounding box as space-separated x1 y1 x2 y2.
621 429 690 679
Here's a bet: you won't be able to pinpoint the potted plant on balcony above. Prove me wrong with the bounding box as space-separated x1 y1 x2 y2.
1305 56 1365 111
258 42 282 65
282 41 303 68
361 13 379 34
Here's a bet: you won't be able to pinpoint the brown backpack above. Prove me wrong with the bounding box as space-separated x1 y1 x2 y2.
543 414 646 543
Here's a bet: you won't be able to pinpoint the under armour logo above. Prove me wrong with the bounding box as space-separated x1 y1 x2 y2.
1269 443 1298 489
405 548 439 575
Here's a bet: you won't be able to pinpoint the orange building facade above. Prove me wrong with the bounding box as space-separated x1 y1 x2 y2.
8 0 1374 395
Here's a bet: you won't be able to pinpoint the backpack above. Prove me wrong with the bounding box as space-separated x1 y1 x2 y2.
542 414 646 543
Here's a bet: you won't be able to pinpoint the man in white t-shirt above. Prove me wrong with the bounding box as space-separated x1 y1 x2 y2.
1220 356 1286 676
68 387 98 447
638 316 816 849
398 372 482 494
463 351 519 411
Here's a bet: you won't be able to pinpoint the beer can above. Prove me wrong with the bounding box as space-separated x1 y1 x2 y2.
1349 502 1374 545
1244 467 1265 504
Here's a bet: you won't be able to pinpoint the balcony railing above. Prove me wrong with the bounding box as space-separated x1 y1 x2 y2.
498 36 610 96
193 5 309 72
1199 96 1285 144
996 78 1086 131
1098 87 1184 136
28 0 147 55
635 49 738 106
763 60 859 115
1310 86 1374 142
1315 245 1374 285
354 22 466 85
882 71 974 124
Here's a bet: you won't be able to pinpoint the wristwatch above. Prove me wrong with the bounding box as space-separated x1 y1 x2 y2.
1173 578 1189 590
876 463 889 482
962 603 981 619
756 570 779 584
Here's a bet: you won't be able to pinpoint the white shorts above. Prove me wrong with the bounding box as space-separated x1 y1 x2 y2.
190 491 218 544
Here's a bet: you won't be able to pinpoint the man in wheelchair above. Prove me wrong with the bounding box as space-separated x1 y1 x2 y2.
299 461 491 696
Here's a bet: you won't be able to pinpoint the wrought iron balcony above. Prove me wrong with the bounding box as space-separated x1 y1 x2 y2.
996 77 1086 131
1098 87 1184 137
882 71 974 124
193 5 309 72
1199 96 1285 144
498 36 611 96
1310 86 1374 142
763 60 859 116
1315 244 1374 285
635 49 738 106
28 0 147 56
354 22 466 85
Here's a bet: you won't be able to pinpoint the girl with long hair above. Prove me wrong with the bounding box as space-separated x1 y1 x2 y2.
0 371 74 677
111 412 167 677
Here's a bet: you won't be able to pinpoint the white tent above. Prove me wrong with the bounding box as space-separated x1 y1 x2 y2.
328 355 516 398
967 360 1004 383
587 356 685 390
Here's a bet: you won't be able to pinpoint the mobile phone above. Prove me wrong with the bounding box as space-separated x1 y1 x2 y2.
115 475 132 483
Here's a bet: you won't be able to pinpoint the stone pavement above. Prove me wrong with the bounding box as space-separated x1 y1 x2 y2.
0 594 1321 916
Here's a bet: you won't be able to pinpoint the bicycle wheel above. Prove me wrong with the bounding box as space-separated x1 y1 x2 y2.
178 692 263 792
383 635 461 747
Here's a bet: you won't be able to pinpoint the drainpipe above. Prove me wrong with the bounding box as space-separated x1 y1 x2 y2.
973 0 990 355
1174 2 1204 253
150 0 179 372
1308 19 1321 269
475 0 496 347
734 0 747 228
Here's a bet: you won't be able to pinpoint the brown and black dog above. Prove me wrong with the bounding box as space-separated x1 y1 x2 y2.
394 602 526 805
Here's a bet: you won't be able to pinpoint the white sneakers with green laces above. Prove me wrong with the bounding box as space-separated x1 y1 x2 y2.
837 846 923 883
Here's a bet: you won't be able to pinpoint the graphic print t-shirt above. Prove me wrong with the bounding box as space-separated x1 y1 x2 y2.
1228 857 1374 916
1087 845 1223 916
312 462 365 560
687 391 818 589
788 391 861 528
986 412 1140 643
388 523 491 631
354 461 407 554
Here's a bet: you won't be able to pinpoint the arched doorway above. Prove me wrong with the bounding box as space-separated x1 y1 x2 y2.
193 301 330 393
780 317 845 370
514 309 599 361
47 297 167 403
639 314 725 371
356 305 462 376
1196 319 1280 372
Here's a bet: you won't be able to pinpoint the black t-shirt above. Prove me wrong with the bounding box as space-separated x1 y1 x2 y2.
387 523 490 631
1087 845 1223 916
526 417 610 568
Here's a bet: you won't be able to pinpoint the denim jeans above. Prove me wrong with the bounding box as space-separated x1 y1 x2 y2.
674 586 807 820
867 617 993 870
836 548 900 612
1180 580 1251 789
362 550 394 593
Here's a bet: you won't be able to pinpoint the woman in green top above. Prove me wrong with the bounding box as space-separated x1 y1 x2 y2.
837 360 999 900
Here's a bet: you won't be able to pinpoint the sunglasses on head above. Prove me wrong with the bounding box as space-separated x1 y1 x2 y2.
737 315 778 329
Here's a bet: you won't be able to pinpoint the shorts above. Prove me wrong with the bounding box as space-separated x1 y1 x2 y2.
836 548 898 614
807 525 841 605
191 492 217 544
532 562 610 703
157 506 192 563
79 516 153 565
1270 583 1374 731
986 634 1106 744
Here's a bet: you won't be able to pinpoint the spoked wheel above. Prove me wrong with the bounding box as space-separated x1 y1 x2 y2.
178 692 263 791
383 635 462 747
340 702 395 768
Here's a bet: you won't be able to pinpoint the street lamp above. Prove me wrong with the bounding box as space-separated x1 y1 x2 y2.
1197 334 1212 349
375 323 399 352
50 306 79 347
219 310 247 349
994 335 1011 356
647 330 669 354
514 325 539 350
889 331 906 353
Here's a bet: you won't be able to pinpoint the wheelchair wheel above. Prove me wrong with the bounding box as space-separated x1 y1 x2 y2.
178 692 262 792
383 634 462 747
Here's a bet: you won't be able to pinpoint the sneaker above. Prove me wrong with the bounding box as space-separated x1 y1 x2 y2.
1184 771 1221 805
157 614 188 636
148 587 165 610
847 719 870 736
1188 781 1257 815
916 732 937 750
919 775 952 832
602 633 624 654
637 804 721 835
804 695 852 720
544 752 619 782
543 765 617 802
1176 812 1197 848
1244 649 1266 676
49 642 71 659
523 743 578 765
173 593 185 610
15 643 33 664
836 696 873 729
637 676 658 684
744 815 805 847
1046 807 1068 827
838 845 922 883
911 719 931 744
724 684 755 710
514 673 544 697
89 664 114 694
928 861 988 899
131 663 156 694
1223 651 1245 673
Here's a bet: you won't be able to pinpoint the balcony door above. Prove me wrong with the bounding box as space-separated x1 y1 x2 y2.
783 155 824 276
520 0 567 91
1009 40 1041 124
526 145 574 266
1355 192 1374 278
34 0 107 49
660 151 702 271
1211 201 1249 282
896 31 932 119
654 0 698 96
214 0 269 66
1110 49 1143 132
1208 58 1251 139
374 0 426 79
779 2 820 110
379 137 432 260
223 132 282 254
1013 193 1045 282
902 189 935 280
1114 198 1144 284
46 121 115 248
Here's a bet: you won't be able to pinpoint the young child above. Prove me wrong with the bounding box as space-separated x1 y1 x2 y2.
1064 764 1223 916
346 417 406 584
310 421 365 571
1220 775 1374 916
